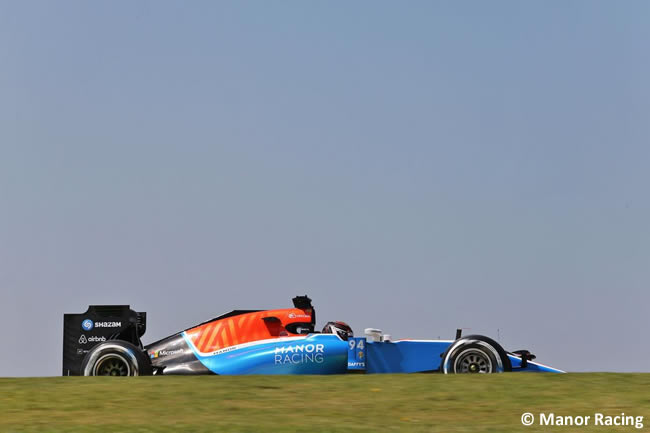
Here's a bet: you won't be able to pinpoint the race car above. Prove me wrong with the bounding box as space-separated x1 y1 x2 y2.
62 296 563 376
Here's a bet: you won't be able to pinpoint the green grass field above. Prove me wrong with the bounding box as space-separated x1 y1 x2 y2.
1 374 648 432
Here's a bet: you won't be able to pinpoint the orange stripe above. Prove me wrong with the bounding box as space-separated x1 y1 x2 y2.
196 323 214 349
247 314 259 342
237 315 251 343
221 324 231 348
228 319 238 346
187 329 199 345
204 322 223 352
242 314 254 341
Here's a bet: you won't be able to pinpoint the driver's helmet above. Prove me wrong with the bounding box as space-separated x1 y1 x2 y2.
322 321 354 341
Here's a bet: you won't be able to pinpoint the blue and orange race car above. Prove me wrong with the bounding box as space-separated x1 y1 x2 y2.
63 296 563 376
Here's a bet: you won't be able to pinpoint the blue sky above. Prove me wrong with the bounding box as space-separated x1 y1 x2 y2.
1 1 649 375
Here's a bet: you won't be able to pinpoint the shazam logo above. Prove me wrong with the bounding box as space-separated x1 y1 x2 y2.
81 319 94 331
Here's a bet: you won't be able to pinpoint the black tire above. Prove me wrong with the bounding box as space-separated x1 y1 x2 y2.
440 334 512 374
81 340 153 376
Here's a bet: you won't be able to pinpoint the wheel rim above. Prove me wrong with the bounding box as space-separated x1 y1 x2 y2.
454 348 493 373
94 354 131 376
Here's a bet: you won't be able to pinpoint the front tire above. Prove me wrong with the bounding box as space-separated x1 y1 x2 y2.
440 335 511 374
81 340 152 376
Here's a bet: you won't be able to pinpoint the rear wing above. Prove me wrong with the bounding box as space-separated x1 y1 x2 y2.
62 305 146 376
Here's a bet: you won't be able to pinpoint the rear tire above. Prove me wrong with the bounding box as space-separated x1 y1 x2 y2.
440 335 511 374
81 340 152 376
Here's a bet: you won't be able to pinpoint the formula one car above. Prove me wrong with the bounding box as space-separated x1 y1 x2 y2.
62 296 563 376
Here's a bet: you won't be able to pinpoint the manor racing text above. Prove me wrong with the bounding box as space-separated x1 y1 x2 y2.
274 344 325 364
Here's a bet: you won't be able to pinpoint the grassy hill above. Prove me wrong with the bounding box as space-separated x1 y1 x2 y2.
1 373 648 432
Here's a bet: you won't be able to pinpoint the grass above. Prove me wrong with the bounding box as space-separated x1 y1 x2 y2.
1 374 649 432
